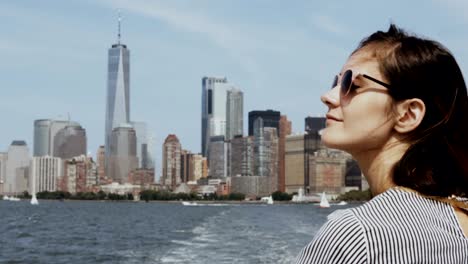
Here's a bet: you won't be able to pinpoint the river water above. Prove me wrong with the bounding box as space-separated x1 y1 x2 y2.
0 200 357 263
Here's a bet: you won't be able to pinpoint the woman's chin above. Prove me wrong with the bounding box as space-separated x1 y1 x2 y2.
321 132 341 149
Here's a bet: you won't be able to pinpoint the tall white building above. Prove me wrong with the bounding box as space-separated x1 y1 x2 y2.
201 76 243 161
4 141 30 195
201 76 227 158
31 156 62 193
0 152 7 193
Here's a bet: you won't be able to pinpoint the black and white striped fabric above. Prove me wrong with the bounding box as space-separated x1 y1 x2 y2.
295 188 468 263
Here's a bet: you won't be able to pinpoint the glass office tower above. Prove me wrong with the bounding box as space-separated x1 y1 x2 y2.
105 29 130 175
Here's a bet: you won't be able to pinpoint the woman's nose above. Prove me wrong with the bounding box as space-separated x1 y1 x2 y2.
321 87 340 107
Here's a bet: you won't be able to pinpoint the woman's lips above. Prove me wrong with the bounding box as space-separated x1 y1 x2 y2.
326 114 342 122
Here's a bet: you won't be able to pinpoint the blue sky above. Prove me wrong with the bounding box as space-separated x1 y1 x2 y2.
1 0 468 175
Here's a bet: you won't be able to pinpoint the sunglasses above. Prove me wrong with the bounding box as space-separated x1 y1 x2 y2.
332 69 392 97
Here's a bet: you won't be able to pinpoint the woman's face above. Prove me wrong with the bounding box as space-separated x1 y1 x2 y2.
320 50 396 155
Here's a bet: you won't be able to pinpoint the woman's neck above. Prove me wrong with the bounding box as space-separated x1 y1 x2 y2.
352 139 409 196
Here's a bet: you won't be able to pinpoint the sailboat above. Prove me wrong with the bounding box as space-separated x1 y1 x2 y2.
260 195 274 205
319 192 330 208
267 195 274 205
30 194 39 205
30 171 39 205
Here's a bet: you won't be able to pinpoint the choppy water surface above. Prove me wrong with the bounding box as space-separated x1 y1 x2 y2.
0 200 357 263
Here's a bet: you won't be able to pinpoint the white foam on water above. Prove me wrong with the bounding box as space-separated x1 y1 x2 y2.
170 240 197 246
159 205 317 263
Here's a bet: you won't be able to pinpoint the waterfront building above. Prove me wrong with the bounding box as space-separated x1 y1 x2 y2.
201 76 230 158
31 156 62 193
105 14 131 176
16 167 29 195
305 116 326 134
226 88 243 140
53 124 87 159
191 154 205 181
33 119 81 157
146 134 156 170
0 152 7 194
208 136 228 178
308 149 347 194
33 119 52 156
96 146 109 184
345 159 363 190
108 124 138 183
4 141 30 195
128 168 154 186
230 175 271 198
131 121 154 169
100 182 140 196
278 115 292 192
161 134 181 189
230 136 254 177
285 134 305 194
58 155 97 194
248 110 281 136
253 118 278 193
180 149 192 183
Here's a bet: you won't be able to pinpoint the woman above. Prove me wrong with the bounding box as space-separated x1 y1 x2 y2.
296 24 468 263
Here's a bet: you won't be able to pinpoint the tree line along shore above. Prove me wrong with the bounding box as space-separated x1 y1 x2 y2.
1 189 371 203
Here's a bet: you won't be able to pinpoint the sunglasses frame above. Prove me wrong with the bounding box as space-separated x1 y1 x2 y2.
333 69 392 97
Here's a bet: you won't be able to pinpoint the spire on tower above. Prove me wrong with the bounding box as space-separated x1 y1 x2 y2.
117 10 122 44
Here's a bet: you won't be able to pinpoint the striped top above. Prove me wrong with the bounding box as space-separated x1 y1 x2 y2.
295 188 468 264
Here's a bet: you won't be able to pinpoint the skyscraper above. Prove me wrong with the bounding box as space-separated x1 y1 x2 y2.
131 121 149 168
278 115 292 192
0 152 7 194
162 134 181 189
201 76 228 158
248 110 281 136
105 14 130 174
53 124 87 159
305 116 326 134
109 124 137 183
208 136 228 178
33 119 52 156
226 88 244 140
5 141 30 195
31 156 62 193
33 119 81 157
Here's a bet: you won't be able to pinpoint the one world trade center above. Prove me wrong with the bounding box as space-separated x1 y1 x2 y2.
105 13 130 174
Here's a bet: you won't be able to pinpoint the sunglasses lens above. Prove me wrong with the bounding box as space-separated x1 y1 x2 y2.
331 75 338 89
341 70 353 96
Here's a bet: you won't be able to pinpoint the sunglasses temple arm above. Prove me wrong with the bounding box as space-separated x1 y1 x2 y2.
363 74 392 89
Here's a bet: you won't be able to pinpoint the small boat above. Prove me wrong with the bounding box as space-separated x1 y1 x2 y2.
9 196 21 202
319 192 330 208
181 201 198 206
260 196 274 205
3 195 10 201
337 201 348 206
31 194 39 205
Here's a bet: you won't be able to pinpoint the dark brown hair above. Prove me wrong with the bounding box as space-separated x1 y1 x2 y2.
354 24 468 198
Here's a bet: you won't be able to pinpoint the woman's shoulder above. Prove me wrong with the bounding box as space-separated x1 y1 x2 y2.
350 187 454 223
295 209 367 264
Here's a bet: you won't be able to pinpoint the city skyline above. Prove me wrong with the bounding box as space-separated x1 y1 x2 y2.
2 0 468 172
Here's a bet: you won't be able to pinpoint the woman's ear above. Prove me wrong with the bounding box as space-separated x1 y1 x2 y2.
394 98 426 133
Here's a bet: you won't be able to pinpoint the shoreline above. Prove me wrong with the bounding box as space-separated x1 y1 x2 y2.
1 198 365 205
